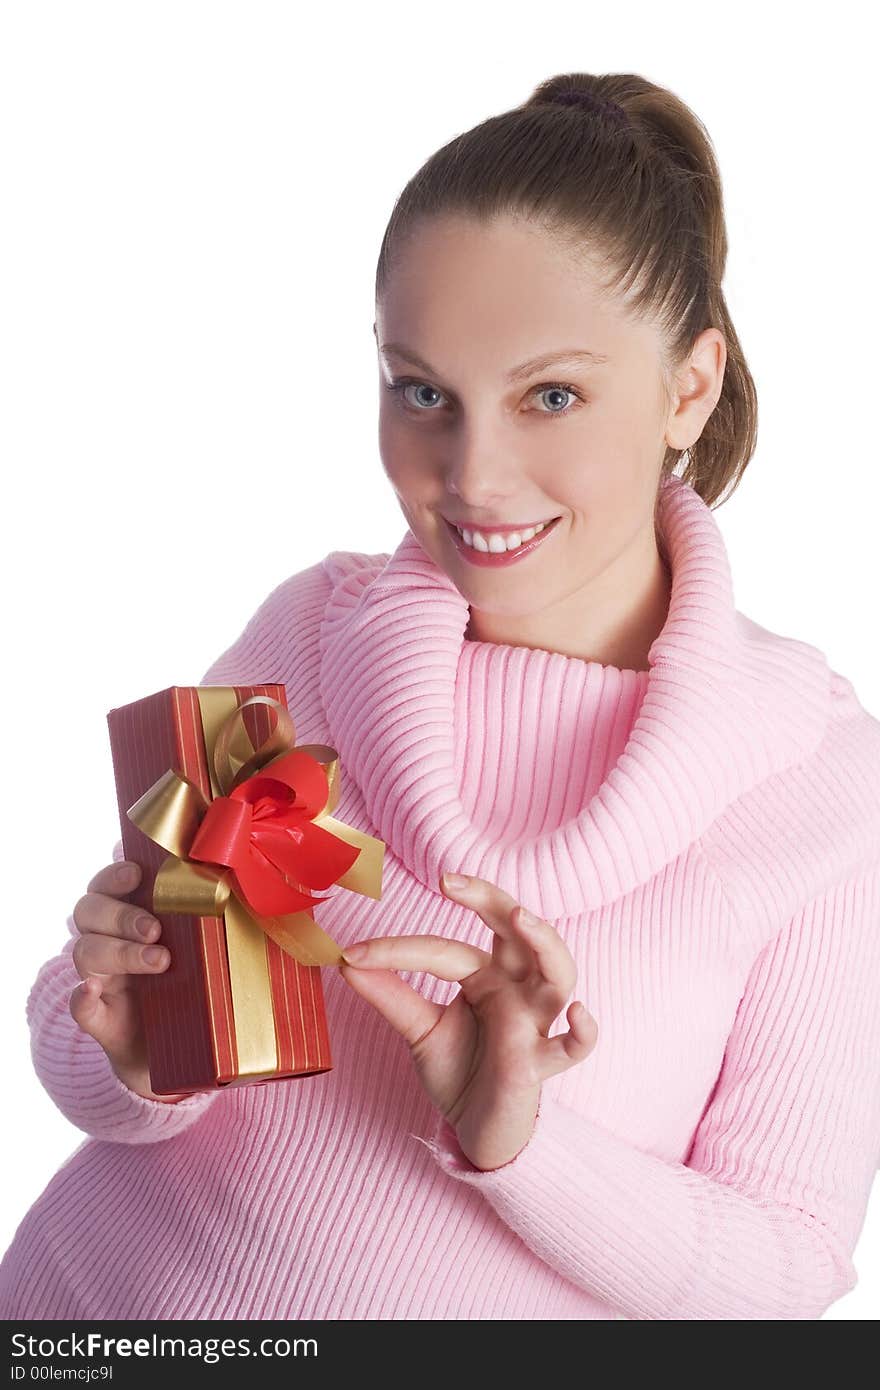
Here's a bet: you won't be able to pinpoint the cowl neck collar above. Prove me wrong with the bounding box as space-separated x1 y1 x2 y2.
319 475 831 918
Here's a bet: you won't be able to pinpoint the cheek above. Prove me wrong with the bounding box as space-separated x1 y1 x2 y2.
378 442 434 509
378 412 411 477
379 411 446 496
377 406 401 464
574 471 660 575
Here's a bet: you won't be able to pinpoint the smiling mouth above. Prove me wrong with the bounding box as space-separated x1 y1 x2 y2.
443 516 561 533
444 516 561 541
444 514 563 560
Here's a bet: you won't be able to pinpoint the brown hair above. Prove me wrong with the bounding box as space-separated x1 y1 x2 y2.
375 72 758 511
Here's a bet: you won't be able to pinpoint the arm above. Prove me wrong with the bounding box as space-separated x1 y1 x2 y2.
29 559 334 1143
417 862 880 1319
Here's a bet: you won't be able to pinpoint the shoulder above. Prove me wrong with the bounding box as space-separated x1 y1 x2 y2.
231 549 391 634
200 549 389 688
733 603 880 766
321 549 391 585
701 645 880 951
320 548 391 604
811 662 880 858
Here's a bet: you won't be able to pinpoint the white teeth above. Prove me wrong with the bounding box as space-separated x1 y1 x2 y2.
457 521 547 552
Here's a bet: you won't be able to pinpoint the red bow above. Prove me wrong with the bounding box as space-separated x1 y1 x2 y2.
187 748 361 918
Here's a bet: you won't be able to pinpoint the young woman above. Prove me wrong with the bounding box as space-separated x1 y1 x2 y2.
1 71 878 1321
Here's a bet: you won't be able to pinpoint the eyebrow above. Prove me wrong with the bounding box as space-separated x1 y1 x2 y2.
379 342 610 383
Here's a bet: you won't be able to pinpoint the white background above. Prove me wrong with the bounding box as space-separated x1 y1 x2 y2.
1 0 877 1320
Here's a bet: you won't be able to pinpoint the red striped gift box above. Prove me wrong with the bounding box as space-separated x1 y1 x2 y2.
106 684 332 1095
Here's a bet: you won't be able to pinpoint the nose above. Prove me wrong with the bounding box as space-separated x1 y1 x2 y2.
444 422 520 509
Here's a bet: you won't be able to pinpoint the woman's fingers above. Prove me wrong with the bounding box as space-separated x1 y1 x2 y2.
72 929 170 981
442 874 577 997
339 962 446 1048
535 1002 600 1082
73 888 159 945
72 872 168 982
343 933 490 981
512 905 577 999
86 860 142 896
69 975 104 1033
343 876 589 1051
442 867 525 945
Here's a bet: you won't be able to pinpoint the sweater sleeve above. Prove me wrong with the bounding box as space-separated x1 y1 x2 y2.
416 861 880 1320
28 559 334 1145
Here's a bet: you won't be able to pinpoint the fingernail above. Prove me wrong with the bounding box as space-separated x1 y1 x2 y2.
342 944 366 963
135 915 158 939
519 907 541 927
143 945 168 966
443 873 468 890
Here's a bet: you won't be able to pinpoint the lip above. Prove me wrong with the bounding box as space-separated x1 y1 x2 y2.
442 517 559 533
444 515 563 567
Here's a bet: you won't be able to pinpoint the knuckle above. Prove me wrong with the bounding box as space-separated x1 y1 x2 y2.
87 863 115 895
71 895 90 932
69 986 99 1037
71 935 89 977
476 878 500 904
123 939 146 972
124 907 153 941
111 898 134 935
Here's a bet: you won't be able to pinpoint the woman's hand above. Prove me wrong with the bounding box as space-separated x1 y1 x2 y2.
69 860 188 1103
338 871 599 1171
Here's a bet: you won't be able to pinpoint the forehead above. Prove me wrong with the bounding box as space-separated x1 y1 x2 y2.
377 214 649 353
385 214 602 302
376 217 659 379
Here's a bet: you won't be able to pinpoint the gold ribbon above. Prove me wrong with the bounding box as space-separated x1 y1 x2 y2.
127 688 384 1078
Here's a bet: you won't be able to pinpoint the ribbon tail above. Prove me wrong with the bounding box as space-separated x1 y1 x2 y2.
237 896 344 967
317 815 385 900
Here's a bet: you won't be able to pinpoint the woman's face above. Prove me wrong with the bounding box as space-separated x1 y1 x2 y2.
375 213 724 658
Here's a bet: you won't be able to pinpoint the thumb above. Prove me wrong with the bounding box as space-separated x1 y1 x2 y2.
339 963 443 1048
69 976 107 1041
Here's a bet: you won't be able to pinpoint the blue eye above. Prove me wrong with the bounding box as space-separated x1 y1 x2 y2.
384 378 585 421
389 380 445 412
534 384 582 416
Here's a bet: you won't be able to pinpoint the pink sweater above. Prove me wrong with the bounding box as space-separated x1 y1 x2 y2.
2 474 879 1320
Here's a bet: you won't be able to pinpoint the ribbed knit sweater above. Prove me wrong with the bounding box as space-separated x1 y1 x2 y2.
2 474 879 1321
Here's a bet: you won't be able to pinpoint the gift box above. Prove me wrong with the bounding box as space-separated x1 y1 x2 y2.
106 684 384 1095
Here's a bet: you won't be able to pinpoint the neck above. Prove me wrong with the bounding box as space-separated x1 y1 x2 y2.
464 526 672 671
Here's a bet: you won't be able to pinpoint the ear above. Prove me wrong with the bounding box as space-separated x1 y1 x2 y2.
664 328 727 451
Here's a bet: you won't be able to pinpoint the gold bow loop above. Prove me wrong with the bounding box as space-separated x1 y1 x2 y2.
126 689 384 967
